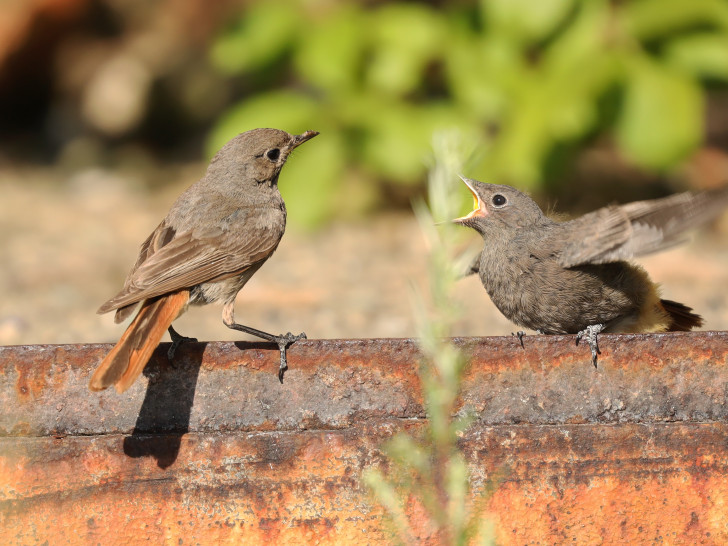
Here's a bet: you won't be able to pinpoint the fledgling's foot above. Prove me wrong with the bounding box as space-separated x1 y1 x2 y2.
274 331 307 383
575 324 605 368
167 325 197 361
512 330 526 349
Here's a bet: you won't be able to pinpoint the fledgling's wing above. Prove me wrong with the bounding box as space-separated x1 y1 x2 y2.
557 187 728 268
98 210 284 314
460 251 481 278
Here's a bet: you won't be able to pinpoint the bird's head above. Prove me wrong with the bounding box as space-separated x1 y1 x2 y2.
208 128 319 189
453 176 545 235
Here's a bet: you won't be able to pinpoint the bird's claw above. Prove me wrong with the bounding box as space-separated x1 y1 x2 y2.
512 330 526 349
274 332 306 383
575 324 605 368
167 328 197 361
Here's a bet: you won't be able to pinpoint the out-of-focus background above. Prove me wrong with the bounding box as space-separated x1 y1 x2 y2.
2 0 728 346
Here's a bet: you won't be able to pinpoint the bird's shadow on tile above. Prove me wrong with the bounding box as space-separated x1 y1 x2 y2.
122 341 206 469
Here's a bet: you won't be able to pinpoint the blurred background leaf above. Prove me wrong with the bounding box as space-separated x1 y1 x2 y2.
617 57 703 169
210 1 302 75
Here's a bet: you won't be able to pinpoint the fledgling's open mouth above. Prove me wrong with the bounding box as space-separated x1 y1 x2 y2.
453 175 486 222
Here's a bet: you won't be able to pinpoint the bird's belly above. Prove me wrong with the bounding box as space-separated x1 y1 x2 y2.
482 262 642 335
190 265 262 306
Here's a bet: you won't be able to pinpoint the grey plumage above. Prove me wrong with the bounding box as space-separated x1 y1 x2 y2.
558 189 728 267
455 177 728 364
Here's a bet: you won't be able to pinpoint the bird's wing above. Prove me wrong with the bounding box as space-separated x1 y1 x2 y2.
98 213 283 313
558 187 728 268
460 251 481 278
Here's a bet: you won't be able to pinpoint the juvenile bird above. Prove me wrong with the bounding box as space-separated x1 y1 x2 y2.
92 128 318 393
454 177 728 365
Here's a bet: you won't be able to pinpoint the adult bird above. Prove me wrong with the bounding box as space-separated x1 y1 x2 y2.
92 128 318 392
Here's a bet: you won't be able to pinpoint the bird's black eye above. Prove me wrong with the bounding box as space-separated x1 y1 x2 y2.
492 194 507 207
266 148 280 161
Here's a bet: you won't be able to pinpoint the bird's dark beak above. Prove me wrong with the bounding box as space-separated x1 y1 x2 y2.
290 130 319 149
453 175 487 223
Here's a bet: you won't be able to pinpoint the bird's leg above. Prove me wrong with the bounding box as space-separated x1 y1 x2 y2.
222 302 306 383
575 324 605 368
511 330 526 348
167 325 197 361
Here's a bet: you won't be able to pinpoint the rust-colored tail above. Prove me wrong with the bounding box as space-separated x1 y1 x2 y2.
90 290 190 393
661 299 704 332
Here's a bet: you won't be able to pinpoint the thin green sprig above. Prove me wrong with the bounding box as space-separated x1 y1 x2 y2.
364 130 499 545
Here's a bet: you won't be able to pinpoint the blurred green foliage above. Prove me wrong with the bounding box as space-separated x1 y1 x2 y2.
208 0 728 227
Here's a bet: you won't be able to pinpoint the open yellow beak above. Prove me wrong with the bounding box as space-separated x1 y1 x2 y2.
453 175 486 222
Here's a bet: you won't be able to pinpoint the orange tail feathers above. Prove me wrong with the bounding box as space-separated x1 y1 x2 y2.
90 290 190 393
661 299 704 332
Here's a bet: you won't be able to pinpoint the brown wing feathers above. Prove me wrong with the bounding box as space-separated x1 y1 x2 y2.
559 187 728 268
98 224 281 314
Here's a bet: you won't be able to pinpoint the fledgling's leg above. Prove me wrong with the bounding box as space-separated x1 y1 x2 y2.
222 301 306 383
511 330 526 348
575 324 605 368
167 325 197 360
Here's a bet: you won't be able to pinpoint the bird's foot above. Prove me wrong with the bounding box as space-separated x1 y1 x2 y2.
223 314 306 382
167 325 197 361
511 330 526 349
575 324 605 368
273 332 307 383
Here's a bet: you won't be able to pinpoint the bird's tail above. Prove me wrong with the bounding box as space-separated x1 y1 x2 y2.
660 299 704 332
90 290 190 393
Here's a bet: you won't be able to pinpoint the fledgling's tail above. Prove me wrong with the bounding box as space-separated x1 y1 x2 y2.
90 290 190 393
661 299 704 331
